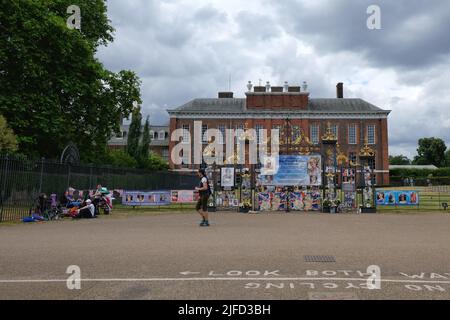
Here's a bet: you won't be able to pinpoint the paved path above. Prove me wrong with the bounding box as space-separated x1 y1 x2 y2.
1 212 450 300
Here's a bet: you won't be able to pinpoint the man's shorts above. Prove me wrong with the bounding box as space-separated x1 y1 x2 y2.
196 194 209 211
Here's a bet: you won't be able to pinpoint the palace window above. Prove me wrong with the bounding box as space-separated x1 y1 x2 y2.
331 124 339 140
292 125 300 141
218 124 226 145
181 151 190 166
368 125 376 144
272 125 281 142
255 124 264 144
368 158 376 170
162 149 169 160
349 152 357 164
348 124 357 145
202 124 208 143
235 124 244 144
182 125 190 144
310 124 319 145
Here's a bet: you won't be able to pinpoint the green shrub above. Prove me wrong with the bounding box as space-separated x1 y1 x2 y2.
107 149 138 168
390 168 450 178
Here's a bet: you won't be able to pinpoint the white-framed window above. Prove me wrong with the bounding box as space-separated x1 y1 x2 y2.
272 125 281 141
292 125 300 141
159 131 165 140
162 149 169 160
367 125 376 144
310 124 319 145
331 124 338 140
182 125 190 144
348 124 357 145
235 124 244 144
368 158 376 170
349 152 357 164
149 131 154 139
202 124 208 143
255 124 264 144
218 124 226 145
182 152 189 166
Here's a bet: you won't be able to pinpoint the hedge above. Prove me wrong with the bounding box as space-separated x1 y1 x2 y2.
389 167 450 178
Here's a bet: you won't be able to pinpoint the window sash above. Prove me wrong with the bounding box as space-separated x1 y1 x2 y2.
182 125 190 144
202 125 208 143
332 124 338 140
255 125 264 144
218 125 226 145
368 125 376 144
348 125 357 144
310 124 319 145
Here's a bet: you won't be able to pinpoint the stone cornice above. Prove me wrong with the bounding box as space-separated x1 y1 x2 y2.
168 111 390 120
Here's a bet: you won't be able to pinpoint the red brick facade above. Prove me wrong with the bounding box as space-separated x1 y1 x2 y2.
168 85 390 185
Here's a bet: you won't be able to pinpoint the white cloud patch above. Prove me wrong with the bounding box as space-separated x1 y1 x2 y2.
96 0 450 157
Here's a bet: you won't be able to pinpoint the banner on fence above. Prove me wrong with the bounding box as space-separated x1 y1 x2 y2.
122 191 171 206
376 190 419 206
259 155 322 186
171 190 199 203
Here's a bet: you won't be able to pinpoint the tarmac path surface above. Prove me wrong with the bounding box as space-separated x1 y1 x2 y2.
1 212 450 300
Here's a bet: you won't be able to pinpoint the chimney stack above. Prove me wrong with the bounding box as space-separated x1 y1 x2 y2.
337 82 344 99
218 92 233 98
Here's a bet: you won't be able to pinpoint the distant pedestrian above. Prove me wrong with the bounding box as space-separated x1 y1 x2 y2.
195 169 211 227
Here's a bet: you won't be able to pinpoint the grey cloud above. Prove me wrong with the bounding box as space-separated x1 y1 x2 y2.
96 0 450 155
275 0 450 71
236 11 282 42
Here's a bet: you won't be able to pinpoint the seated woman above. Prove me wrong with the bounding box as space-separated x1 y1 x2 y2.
75 199 96 219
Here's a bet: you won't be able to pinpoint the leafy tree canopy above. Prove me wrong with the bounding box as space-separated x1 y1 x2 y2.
413 137 447 167
0 0 142 161
0 115 18 152
389 154 411 165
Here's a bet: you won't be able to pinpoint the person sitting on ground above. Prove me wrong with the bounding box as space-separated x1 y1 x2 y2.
76 199 96 219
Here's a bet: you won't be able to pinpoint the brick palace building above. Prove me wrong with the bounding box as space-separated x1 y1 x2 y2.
167 82 391 185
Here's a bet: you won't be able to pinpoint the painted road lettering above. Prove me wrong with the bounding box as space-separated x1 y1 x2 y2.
208 270 280 277
400 272 450 279
245 282 372 290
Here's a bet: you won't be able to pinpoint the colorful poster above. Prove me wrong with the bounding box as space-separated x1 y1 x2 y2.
221 167 235 188
289 192 303 211
171 190 197 203
376 190 420 206
272 192 287 211
258 192 272 211
122 191 171 206
257 188 321 212
216 190 239 208
260 155 322 186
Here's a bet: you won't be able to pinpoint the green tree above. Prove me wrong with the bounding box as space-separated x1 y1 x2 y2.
0 0 141 160
144 153 169 171
0 115 18 152
389 155 411 165
107 149 138 168
445 149 450 167
413 137 447 167
139 116 151 165
127 109 142 160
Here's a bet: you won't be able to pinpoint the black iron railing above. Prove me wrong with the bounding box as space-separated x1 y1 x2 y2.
0 154 197 222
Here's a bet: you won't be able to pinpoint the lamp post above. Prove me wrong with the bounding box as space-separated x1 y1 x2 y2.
237 124 255 211
203 140 217 212
321 123 338 211
359 139 376 213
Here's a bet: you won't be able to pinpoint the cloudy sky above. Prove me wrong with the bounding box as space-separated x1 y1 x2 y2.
96 0 450 158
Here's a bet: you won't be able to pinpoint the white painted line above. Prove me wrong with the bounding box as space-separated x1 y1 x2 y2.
1 277 450 284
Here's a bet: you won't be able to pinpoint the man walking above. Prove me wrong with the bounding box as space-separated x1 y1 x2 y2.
195 169 211 227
